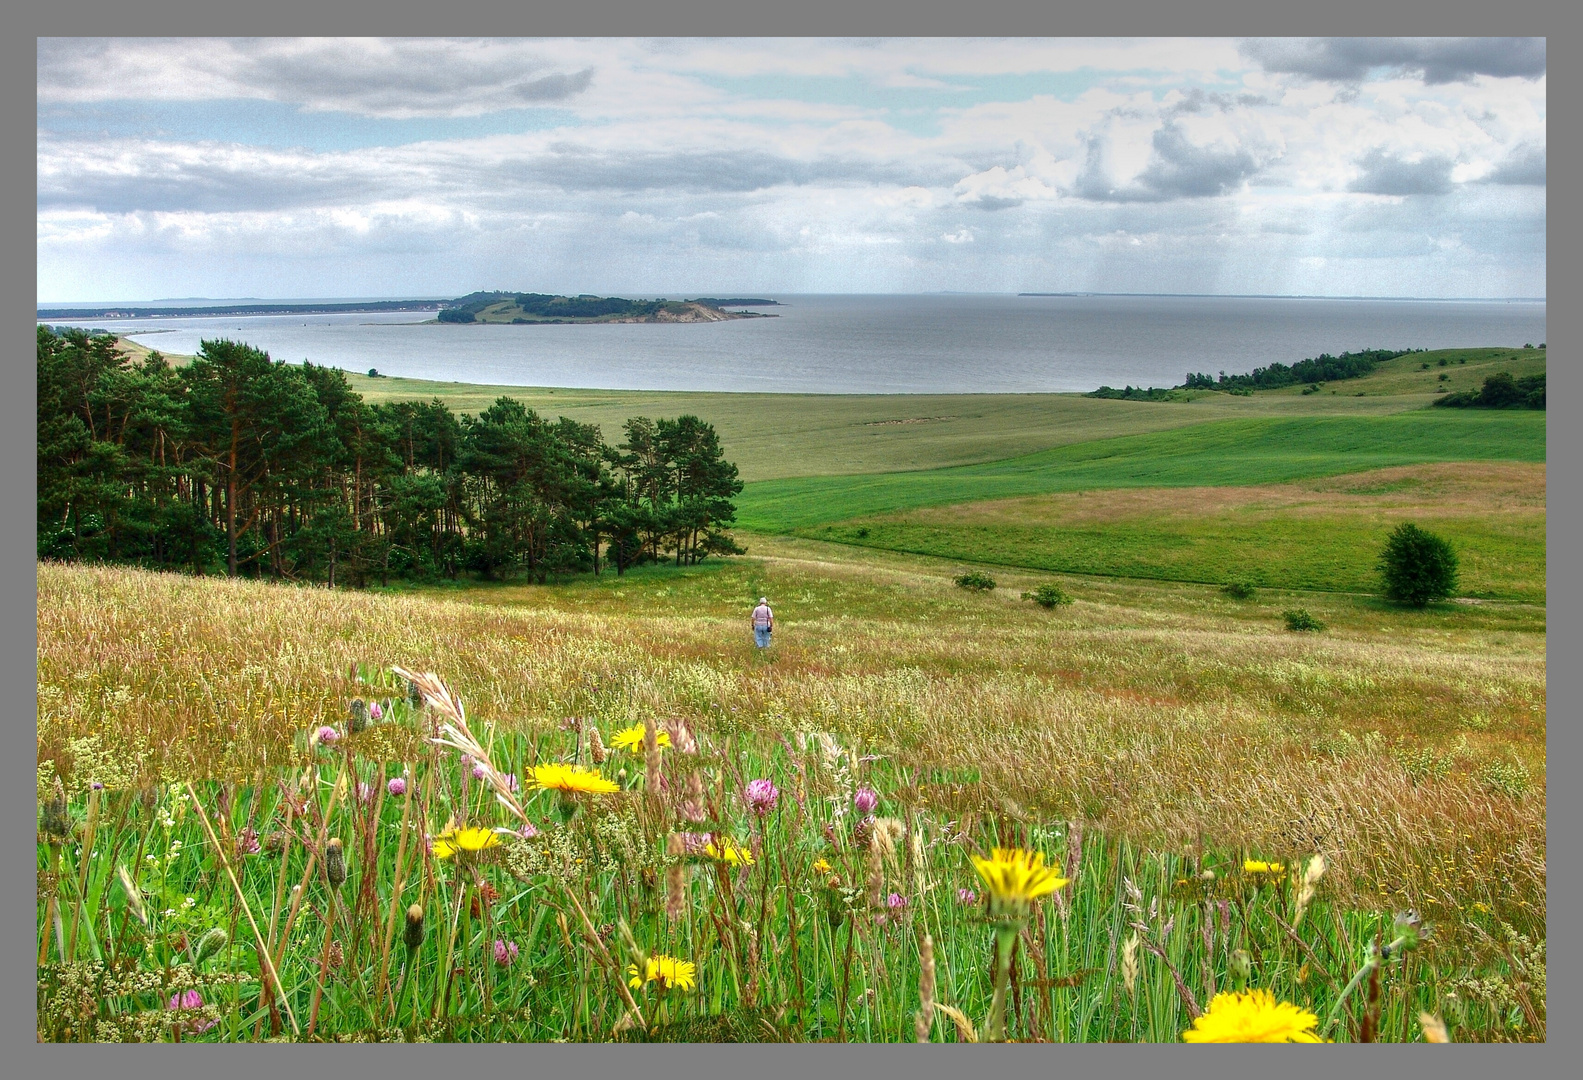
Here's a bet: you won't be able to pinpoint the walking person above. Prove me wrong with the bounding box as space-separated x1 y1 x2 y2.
751 596 774 650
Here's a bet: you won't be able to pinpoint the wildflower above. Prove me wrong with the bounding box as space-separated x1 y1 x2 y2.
744 778 780 816
387 777 407 797
368 701 384 721
611 724 671 753
432 825 501 861
704 838 756 866
501 773 520 793
316 726 340 746
813 858 833 875
356 781 374 804
888 892 909 910
526 762 620 795
235 827 260 857
854 787 879 815
472 762 487 781
516 822 540 839
957 887 978 905
628 954 698 992
673 831 712 856
1182 989 1325 1043
494 939 519 967
1243 859 1286 875
90 780 105 791
166 989 217 1034
971 848 1068 921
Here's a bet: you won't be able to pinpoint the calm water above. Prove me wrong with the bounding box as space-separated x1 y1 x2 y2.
82 294 1546 395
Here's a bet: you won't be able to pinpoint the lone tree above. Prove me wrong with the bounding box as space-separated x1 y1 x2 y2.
1378 523 1459 606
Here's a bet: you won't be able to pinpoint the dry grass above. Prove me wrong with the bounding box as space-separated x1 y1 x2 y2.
904 463 1546 527
38 554 1544 926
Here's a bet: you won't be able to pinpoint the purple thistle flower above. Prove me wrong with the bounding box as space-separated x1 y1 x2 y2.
368 701 384 721
675 831 712 855
744 778 780 816
316 726 340 746
957 887 978 905
494 939 519 967
166 989 217 1033
853 787 879 815
387 777 407 797
90 781 105 791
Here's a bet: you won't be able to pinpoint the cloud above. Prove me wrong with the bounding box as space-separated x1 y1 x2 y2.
37 39 597 118
1240 38 1545 85
1483 141 1545 186
1347 148 1455 196
941 227 974 243
1072 116 1274 203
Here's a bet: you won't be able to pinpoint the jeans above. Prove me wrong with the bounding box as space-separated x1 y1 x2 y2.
754 627 772 648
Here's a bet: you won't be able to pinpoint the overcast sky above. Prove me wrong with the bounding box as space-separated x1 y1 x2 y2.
37 37 1545 302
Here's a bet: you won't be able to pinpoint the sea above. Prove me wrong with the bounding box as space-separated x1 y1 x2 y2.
57 294 1547 396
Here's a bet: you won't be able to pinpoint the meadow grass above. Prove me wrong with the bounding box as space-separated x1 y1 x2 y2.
735 409 1545 532
800 462 1546 601
37 550 1544 1042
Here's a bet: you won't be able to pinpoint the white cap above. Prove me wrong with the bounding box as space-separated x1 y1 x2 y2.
759 597 768 604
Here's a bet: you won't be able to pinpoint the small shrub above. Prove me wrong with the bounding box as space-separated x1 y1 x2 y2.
1221 580 1257 600
1022 584 1073 609
954 571 996 591
1393 746 1452 785
1478 758 1532 799
1282 608 1325 632
854 527 870 539
1378 523 1459 606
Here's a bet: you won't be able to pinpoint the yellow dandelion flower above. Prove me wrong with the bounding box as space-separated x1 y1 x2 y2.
1183 990 1326 1043
1244 859 1286 875
526 762 620 795
704 839 755 866
610 725 671 753
627 954 698 991
971 848 1067 920
432 825 500 861
812 858 833 875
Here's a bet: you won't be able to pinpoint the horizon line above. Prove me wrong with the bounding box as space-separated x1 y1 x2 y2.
39 290 1548 309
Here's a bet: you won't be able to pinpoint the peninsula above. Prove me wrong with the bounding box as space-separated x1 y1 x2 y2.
433 291 777 324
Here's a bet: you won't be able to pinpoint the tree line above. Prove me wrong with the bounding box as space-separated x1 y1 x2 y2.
37 327 744 585
1182 348 1411 392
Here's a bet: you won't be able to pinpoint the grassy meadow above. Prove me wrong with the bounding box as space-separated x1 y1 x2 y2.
805 462 1545 601
38 344 1545 1043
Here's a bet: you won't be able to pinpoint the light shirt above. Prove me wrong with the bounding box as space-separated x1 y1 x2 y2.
752 603 773 629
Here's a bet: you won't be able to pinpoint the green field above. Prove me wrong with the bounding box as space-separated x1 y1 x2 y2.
800 462 1545 601
737 409 1545 532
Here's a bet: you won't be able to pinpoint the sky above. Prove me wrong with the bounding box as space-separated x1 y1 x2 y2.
37 37 1546 302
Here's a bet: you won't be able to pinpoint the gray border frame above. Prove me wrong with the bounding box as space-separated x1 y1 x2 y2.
11 2 1565 1079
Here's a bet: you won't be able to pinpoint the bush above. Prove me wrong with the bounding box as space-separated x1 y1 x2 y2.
1377 523 1459 607
954 571 996 591
1282 608 1325 632
1022 584 1073 609
1221 580 1257 600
